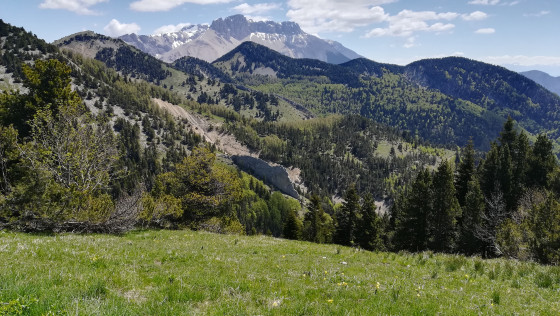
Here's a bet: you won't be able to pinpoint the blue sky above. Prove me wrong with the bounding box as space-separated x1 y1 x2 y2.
2 0 559 75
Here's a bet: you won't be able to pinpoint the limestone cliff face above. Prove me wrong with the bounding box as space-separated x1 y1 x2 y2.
232 155 299 199
119 15 361 64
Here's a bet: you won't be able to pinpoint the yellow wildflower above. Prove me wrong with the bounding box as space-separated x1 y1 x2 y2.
376 282 380 289
327 299 334 303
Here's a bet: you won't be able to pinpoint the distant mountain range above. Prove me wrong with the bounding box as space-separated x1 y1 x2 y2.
119 15 361 64
521 70 560 96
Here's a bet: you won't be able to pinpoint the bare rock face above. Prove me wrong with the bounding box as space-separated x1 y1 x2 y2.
119 15 361 64
231 155 299 199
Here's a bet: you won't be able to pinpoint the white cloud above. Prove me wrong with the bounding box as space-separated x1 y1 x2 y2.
245 16 273 22
484 55 560 66
130 0 234 12
233 3 280 15
103 19 141 37
365 9 457 38
468 0 518 5
39 0 108 15
468 0 500 5
462 11 488 21
524 10 551 17
153 23 192 35
403 36 416 48
475 27 495 34
286 0 394 34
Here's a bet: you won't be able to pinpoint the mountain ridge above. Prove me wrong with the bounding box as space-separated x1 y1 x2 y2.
118 14 362 64
521 70 560 96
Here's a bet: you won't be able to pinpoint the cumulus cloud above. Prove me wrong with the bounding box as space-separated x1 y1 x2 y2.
286 0 395 34
365 9 457 38
233 3 281 15
153 23 192 35
104 19 141 37
39 0 108 15
475 27 495 34
462 11 488 21
484 55 560 66
130 0 233 12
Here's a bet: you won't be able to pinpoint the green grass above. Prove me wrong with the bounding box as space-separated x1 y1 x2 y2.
1 230 559 315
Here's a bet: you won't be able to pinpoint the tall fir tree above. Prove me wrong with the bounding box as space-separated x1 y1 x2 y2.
455 139 476 207
527 134 556 189
458 179 486 255
283 208 302 240
303 195 326 243
499 116 517 153
430 160 461 252
357 194 384 251
335 184 359 246
394 169 432 251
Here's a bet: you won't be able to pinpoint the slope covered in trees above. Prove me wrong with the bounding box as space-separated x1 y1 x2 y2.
3 20 560 266
213 42 560 152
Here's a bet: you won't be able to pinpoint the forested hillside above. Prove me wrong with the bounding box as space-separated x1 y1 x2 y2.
0 19 443 240
2 19 560 266
213 42 560 152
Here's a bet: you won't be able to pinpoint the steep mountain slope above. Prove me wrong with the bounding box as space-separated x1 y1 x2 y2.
521 70 560 96
403 57 560 127
119 15 361 64
3 20 450 202
56 32 310 122
213 42 560 151
119 24 208 57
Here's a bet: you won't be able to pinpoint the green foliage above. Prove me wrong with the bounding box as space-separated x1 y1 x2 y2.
303 195 334 243
430 160 461 252
356 194 384 251
226 114 444 199
1 229 560 314
455 139 476 206
1 59 120 226
334 185 359 246
151 145 242 224
139 193 182 226
529 194 560 265
394 169 432 251
0 297 37 315
283 208 302 240
459 179 485 255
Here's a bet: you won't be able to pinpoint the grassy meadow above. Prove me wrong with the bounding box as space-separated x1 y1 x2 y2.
0 229 559 315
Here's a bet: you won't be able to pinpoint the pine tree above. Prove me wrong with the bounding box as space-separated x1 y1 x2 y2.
458 179 485 255
283 208 302 240
498 145 514 215
455 139 476 207
512 132 530 200
394 169 432 251
480 142 500 198
527 134 556 189
499 116 517 152
529 193 560 265
303 195 326 243
335 185 359 246
430 160 461 252
357 194 384 251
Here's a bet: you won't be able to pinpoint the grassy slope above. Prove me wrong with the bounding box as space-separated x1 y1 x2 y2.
0 230 559 315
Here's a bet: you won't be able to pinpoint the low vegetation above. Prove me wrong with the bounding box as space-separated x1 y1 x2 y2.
0 229 559 315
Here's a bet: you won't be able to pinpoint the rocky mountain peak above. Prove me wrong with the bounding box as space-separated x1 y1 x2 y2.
118 14 360 64
209 15 304 40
